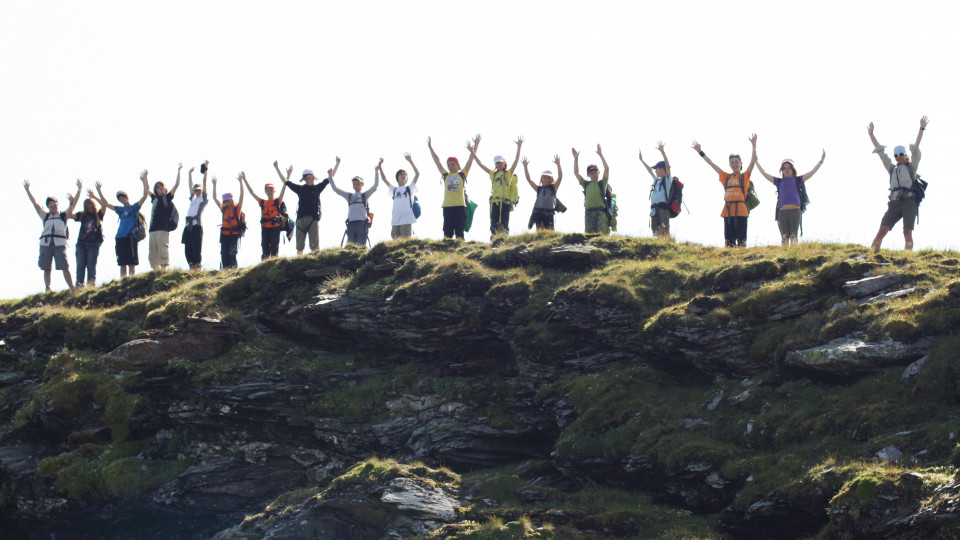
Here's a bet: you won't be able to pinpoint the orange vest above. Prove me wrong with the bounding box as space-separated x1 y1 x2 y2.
721 173 750 218
221 205 243 236
260 199 281 229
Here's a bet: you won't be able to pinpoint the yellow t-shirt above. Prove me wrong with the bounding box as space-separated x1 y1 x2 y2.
442 172 467 207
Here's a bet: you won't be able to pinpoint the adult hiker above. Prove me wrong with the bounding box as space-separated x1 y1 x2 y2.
692 134 758 248
427 135 479 239
146 163 182 271
23 179 80 292
212 174 245 269
571 144 612 234
183 162 209 270
377 153 421 239
465 135 524 237
67 185 107 288
867 116 929 251
755 150 825 246
521 155 563 231
242 163 290 260
90 171 151 277
329 161 380 246
282 160 336 255
639 142 674 238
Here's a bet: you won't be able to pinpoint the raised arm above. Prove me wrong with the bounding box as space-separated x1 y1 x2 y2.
638 149 657 181
405 153 420 184
755 160 775 183
426 136 447 175
277 165 291 203
571 147 584 182
328 156 341 179
745 134 758 175
377 158 393 188
169 162 183 197
508 136 524 175
65 178 82 217
800 150 826 181
692 141 725 176
211 176 223 211
137 170 150 207
657 141 671 178
366 164 380 196
23 180 46 219
327 170 347 197
273 160 288 183
93 181 116 210
466 142 491 175
916 115 929 147
554 154 564 190
867 122 881 149
597 144 609 180
240 171 262 201
521 157 536 190
463 134 480 176
236 173 245 210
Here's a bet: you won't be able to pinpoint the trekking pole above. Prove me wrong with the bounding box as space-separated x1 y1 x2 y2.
683 200 691 214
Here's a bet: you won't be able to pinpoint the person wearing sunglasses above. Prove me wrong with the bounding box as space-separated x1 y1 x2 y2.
867 116 929 251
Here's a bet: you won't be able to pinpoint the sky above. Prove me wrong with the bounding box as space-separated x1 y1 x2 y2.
2 0 958 298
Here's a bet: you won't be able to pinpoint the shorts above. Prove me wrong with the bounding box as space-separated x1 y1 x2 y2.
651 206 671 236
148 230 170 267
391 224 413 239
116 236 139 266
442 206 467 239
39 245 69 271
880 199 918 230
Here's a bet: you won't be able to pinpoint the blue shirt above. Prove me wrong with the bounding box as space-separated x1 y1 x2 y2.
114 203 141 239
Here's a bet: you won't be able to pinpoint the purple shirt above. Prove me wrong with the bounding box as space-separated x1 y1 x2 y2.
774 176 804 208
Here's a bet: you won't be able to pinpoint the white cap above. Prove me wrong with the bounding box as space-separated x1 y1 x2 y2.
894 145 907 155
781 158 795 165
302 169 314 177
494 155 506 163
541 170 554 177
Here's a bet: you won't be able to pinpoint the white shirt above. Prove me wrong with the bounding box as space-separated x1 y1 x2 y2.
390 183 418 225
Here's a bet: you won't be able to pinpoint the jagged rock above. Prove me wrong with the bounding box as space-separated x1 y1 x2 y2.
843 274 906 298
902 356 928 384
860 287 917 305
768 290 825 321
784 337 936 378
380 477 457 520
878 445 904 462
906 472 960 538
829 472 925 539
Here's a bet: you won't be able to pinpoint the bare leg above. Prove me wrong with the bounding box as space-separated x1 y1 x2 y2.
904 229 914 251
43 269 52 292
120 266 128 278
781 235 789 247
62 269 74 290
871 226 891 251
128 265 137 277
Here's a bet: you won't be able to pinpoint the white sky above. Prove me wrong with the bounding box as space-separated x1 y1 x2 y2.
3 0 958 298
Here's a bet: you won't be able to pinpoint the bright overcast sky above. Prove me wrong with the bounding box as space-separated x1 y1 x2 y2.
2 0 958 298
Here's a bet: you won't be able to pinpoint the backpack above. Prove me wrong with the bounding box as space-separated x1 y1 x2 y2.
41 212 69 242
167 203 179 232
728 173 760 211
775 177 811 236
404 186 421 219
349 192 372 225
134 212 147 241
221 206 247 237
278 201 294 240
658 176 686 218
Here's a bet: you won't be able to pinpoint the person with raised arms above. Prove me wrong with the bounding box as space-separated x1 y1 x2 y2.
377 153 421 239
212 174 245 269
182 162 209 271
146 163 182 271
329 160 379 247
867 116 929 251
571 144 611 234
639 142 674 238
67 182 107 288
522 155 563 231
755 149 825 246
89 171 150 276
692 134 758 248
466 135 524 237
23 178 81 292
427 135 478 240
243 163 290 260
282 160 336 255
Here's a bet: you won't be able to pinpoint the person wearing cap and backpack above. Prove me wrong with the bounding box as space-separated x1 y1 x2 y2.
522 154 564 231
89 172 151 277
242 163 290 260
377 153 421 239
692 134 758 248
329 161 379 246
755 150 825 246
427 135 479 240
572 144 612 234
639 142 675 238
183 162 209 270
282 160 336 255
23 179 81 292
146 162 182 271
212 174 245 269
465 135 524 237
867 116 930 251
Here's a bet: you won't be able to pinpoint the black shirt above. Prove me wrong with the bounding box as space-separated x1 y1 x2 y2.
74 208 106 242
150 193 175 232
285 179 329 219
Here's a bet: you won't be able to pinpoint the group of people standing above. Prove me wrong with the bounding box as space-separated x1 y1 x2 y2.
23 118 929 292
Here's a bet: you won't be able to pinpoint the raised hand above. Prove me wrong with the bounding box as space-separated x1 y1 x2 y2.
87 189 96 198
749 133 758 146
521 156 529 167
140 169 149 182
178 162 183 171
426 136 433 148
95 181 103 190
692 141 702 153
656 141 665 152
189 166 195 174
335 156 341 165
238 172 245 181
327 168 334 178
821 149 826 161
211 176 218 186
920 116 930 129
273 160 280 169
553 154 561 166
638 149 643 161
867 122 874 135
515 135 524 147
474 133 482 146
66 192 76 204
286 165 293 178
571 148 579 158
23 179 30 191
378 157 384 166
404 152 413 163
76 178 82 189
596 144 603 156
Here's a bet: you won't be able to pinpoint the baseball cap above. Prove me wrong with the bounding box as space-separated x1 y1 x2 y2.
302 169 314 178
541 170 554 178
192 184 202 191
265 183 275 189
116 191 128 200
653 161 666 169
586 164 599 173
894 145 907 155
494 155 505 163
222 193 233 201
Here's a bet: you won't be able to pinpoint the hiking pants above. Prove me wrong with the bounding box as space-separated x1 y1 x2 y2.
346 220 369 246
723 216 748 247
220 235 239 269
651 206 671 237
585 208 610 234
261 227 281 259
776 208 802 240
148 230 170 268
442 206 466 239
183 225 203 267
533 209 555 231
75 241 101 285
490 202 511 236
296 216 319 252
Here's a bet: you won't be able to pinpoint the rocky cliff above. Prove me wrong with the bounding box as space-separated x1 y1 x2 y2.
2 233 960 539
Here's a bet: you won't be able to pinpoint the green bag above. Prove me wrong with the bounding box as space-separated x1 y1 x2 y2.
464 195 479 232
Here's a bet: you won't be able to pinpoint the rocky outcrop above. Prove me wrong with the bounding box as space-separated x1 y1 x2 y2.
103 316 242 371
784 336 936 378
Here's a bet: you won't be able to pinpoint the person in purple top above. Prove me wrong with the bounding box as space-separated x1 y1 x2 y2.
755 150 825 246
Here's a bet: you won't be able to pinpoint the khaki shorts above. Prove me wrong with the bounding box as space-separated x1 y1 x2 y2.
148 230 170 267
39 245 69 271
880 199 917 230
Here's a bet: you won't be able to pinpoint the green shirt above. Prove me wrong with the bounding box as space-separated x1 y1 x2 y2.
579 177 609 209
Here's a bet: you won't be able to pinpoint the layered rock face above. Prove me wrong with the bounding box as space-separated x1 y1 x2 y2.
2 236 960 539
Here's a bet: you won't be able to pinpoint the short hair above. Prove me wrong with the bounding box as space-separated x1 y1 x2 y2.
396 169 406 181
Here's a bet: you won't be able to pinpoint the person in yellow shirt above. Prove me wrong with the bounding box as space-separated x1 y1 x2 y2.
692 134 758 247
427 134 479 239
466 135 524 238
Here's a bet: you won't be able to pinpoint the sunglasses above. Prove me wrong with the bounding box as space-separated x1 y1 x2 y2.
895 153 907 157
